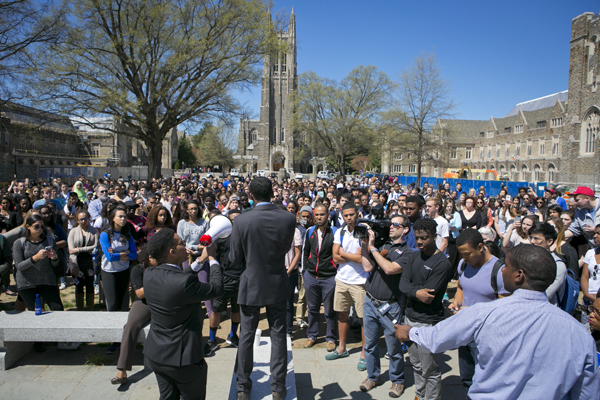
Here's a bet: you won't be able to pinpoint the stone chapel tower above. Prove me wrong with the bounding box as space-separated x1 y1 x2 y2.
236 8 297 172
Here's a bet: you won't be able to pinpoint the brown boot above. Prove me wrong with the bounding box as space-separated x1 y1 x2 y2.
76 294 84 311
86 293 95 311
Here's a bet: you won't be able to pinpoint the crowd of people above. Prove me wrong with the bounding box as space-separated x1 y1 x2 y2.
0 171 599 399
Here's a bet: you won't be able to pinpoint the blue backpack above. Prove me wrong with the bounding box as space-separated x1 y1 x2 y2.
558 269 580 315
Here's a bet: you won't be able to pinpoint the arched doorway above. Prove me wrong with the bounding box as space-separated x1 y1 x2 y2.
316 164 324 172
272 153 285 171
306 164 313 174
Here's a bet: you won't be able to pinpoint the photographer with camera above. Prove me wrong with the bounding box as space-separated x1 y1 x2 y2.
358 214 414 397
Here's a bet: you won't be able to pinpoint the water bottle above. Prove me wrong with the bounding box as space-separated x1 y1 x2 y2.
35 294 42 315
92 248 98 265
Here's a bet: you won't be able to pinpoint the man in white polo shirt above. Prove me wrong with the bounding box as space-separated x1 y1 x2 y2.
327 202 368 372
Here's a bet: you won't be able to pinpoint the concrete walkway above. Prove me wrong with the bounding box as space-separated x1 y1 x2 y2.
0 343 466 399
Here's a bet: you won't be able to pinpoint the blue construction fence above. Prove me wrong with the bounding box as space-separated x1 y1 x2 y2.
364 175 547 198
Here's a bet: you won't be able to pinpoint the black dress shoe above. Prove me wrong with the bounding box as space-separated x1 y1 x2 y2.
237 392 249 400
272 391 286 400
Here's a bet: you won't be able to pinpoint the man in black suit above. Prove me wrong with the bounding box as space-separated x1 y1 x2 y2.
229 177 296 400
143 228 223 400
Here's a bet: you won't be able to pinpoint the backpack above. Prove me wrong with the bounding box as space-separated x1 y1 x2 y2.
490 258 505 299
558 269 580 315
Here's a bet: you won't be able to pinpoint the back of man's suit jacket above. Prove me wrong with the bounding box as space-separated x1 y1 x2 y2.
229 203 296 306
143 263 223 367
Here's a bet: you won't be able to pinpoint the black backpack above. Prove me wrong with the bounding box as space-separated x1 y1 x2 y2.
490 258 505 299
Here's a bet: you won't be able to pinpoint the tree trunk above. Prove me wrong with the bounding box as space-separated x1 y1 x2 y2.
338 154 346 176
147 140 163 179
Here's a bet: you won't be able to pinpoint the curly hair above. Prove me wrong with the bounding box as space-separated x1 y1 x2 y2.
146 205 173 229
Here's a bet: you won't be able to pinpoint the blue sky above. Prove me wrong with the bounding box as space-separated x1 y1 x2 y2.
236 0 599 121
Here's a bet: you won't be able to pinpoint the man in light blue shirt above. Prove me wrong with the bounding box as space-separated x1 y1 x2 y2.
88 184 109 223
394 244 599 400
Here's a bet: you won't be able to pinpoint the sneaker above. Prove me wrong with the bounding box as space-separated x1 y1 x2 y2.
58 342 82 351
324 350 349 360
59 282 67 290
384 352 390 359
204 339 218 356
359 377 380 392
106 344 120 354
296 320 308 329
303 338 316 348
389 383 404 398
226 334 239 348
326 341 336 352
94 286 100 295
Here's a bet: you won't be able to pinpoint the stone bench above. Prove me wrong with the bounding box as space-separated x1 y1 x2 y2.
0 311 150 370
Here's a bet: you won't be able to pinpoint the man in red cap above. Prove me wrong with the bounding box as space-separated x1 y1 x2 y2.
543 186 567 210
564 186 600 247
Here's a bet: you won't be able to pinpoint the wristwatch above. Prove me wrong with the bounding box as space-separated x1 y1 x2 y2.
369 248 378 254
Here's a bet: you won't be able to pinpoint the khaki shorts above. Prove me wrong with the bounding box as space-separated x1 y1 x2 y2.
333 279 366 317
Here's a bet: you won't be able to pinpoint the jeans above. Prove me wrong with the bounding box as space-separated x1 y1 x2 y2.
405 316 441 400
303 270 337 342
459 341 478 397
286 270 299 334
363 295 405 384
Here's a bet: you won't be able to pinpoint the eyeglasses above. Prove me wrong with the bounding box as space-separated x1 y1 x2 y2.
588 305 600 316
98 190 107 193
390 222 406 228
30 224 43 230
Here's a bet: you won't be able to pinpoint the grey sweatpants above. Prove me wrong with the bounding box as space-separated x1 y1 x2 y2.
405 316 441 400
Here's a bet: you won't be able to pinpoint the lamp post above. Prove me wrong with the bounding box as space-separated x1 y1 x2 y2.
12 149 17 179
247 143 255 174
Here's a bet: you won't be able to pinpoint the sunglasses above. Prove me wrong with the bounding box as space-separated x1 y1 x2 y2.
30 224 43 230
390 222 405 228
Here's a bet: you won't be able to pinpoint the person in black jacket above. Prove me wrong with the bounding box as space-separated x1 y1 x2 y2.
301 204 338 351
229 177 295 400
399 218 452 400
143 228 223 400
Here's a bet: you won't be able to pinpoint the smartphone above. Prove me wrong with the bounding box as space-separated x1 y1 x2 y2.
44 246 52 252
515 216 521 222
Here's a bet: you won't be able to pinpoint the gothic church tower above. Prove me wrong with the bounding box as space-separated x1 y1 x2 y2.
236 8 297 172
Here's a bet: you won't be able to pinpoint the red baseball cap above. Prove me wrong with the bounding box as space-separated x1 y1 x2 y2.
544 186 555 195
571 186 595 197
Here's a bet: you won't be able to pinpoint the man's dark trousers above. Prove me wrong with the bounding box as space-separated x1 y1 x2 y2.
148 359 208 400
236 301 287 395
303 270 337 342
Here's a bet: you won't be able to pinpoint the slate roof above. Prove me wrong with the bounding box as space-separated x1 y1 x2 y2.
505 91 568 116
1 102 76 133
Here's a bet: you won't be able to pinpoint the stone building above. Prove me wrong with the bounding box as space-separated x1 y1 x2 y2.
235 9 298 173
73 117 179 170
0 102 91 182
383 11 600 186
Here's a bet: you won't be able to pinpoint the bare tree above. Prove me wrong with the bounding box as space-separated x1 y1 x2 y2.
386 51 456 186
27 0 283 178
0 0 64 102
296 66 393 175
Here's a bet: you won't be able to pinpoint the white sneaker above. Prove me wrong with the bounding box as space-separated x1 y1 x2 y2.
58 342 82 350
59 283 67 290
94 286 100 295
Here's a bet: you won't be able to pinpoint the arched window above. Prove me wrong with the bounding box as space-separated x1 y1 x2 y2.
510 165 518 181
533 164 542 181
521 164 529 182
582 111 599 154
250 129 257 144
280 128 285 142
548 163 557 183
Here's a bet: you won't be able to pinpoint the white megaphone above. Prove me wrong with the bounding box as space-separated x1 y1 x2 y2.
199 214 232 246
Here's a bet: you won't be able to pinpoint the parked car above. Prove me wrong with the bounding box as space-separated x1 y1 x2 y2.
295 173 304 180
206 172 214 178
230 168 239 177
317 171 329 179
256 170 266 177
